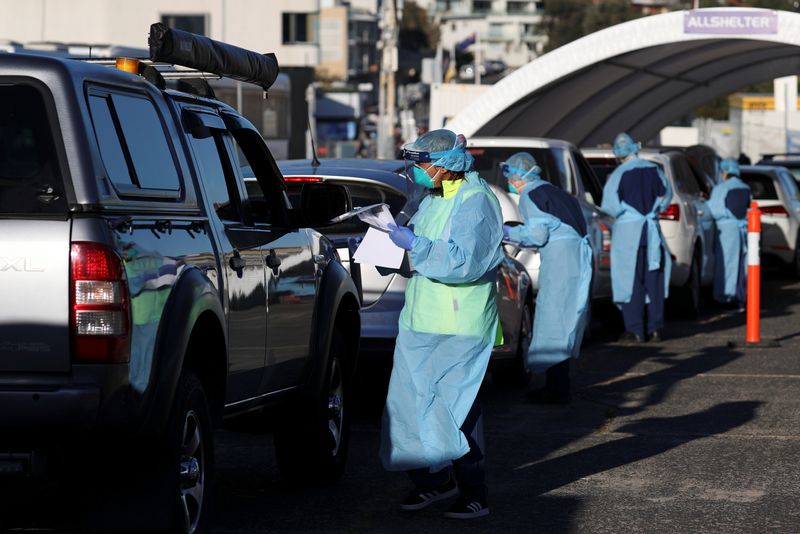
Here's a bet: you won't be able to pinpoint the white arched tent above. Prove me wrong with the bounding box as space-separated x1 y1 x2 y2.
447 7 800 147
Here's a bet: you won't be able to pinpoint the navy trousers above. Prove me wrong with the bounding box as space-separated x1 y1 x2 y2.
621 245 665 338
408 397 486 501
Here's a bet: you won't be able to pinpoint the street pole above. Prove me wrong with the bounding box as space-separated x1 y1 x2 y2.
377 0 398 159
474 33 481 85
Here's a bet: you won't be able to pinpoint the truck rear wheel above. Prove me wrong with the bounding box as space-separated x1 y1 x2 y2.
274 330 351 485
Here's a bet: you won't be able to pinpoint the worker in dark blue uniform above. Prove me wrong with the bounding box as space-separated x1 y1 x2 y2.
601 133 672 344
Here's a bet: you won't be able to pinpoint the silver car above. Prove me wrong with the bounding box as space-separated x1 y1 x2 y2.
583 148 716 316
740 165 800 276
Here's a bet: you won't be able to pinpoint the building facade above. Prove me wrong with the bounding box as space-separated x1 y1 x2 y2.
432 0 545 69
0 0 320 67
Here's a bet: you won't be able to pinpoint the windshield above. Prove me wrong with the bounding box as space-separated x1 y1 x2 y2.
468 146 562 189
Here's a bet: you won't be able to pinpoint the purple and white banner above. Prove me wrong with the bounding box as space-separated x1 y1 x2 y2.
684 10 778 35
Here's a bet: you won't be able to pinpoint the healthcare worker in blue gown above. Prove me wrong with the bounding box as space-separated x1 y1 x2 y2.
502 152 592 404
601 133 673 344
709 158 751 307
379 129 504 519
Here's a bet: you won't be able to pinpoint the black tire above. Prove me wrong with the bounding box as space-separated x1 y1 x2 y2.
166 371 215 534
493 300 532 387
274 330 351 485
86 371 215 533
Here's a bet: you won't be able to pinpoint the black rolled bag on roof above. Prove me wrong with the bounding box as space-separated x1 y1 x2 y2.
147 22 279 91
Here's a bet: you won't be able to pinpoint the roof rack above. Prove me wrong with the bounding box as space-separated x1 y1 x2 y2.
81 58 220 81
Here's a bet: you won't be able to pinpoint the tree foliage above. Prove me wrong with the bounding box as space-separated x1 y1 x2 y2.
400 1 439 53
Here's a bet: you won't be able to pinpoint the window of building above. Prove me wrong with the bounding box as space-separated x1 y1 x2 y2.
472 1 492 13
283 12 318 44
160 14 207 35
507 1 529 14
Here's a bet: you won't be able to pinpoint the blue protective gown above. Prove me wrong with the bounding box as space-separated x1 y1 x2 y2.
601 157 673 305
708 177 751 303
380 172 505 471
506 179 593 373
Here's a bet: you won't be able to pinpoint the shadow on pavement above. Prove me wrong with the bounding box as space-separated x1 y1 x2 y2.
505 401 761 498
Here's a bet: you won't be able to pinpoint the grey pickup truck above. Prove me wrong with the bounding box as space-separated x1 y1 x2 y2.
0 25 360 533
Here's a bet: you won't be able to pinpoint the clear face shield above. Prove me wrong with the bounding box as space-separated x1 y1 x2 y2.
500 162 541 193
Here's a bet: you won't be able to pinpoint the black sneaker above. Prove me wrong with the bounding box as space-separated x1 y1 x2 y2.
443 497 489 519
618 331 644 344
399 477 458 511
525 387 571 405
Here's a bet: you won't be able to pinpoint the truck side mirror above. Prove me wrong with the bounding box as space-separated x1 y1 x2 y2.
300 183 352 227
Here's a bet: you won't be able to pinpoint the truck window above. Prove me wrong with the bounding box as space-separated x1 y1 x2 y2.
0 84 68 215
88 91 181 196
226 129 287 225
188 133 239 222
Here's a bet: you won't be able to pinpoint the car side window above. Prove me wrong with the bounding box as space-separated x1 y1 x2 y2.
671 156 701 196
224 125 287 226
573 150 602 205
87 90 182 197
550 147 575 194
187 130 239 223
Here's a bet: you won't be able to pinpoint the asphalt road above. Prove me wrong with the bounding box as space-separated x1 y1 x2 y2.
3 271 799 533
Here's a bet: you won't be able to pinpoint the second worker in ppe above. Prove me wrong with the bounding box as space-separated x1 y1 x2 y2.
709 158 751 307
502 152 592 404
601 133 673 344
379 129 505 520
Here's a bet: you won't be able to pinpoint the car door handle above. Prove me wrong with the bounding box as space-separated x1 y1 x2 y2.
229 253 246 271
697 208 704 216
266 252 282 269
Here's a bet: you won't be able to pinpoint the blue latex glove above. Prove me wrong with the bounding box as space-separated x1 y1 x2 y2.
388 224 417 251
503 224 512 240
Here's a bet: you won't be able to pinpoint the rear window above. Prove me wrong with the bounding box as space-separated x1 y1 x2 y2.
468 146 562 189
87 90 181 198
741 172 779 200
0 84 68 215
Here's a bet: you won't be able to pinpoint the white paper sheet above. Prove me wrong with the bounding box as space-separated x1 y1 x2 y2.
353 227 405 268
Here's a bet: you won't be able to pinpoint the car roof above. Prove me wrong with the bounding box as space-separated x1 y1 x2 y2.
468 137 575 150
278 158 408 192
741 165 785 177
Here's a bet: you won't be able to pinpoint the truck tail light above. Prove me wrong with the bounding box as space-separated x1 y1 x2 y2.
659 203 680 221
760 205 789 217
70 242 130 363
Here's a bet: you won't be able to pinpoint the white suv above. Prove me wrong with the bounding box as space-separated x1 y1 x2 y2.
583 148 716 317
467 137 613 303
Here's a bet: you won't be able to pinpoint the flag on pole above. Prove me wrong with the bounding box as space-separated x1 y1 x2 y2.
456 32 476 51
